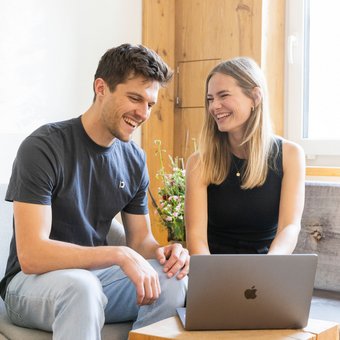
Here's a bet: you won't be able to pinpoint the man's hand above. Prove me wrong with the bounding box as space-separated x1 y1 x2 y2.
118 246 161 306
156 243 190 280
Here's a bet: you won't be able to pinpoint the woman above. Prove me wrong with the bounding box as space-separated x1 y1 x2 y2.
185 57 305 255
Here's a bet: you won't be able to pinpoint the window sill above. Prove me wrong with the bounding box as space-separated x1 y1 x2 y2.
306 167 340 183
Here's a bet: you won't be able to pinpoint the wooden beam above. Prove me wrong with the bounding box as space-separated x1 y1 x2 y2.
306 167 340 177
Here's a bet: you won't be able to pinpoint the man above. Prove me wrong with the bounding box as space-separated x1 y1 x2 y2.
0 44 189 339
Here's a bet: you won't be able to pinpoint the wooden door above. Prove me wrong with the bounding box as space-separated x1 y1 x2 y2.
175 59 220 160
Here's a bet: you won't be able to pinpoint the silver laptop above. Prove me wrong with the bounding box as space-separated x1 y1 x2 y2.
177 254 317 330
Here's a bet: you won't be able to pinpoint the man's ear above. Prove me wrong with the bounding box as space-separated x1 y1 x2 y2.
94 78 106 98
252 87 262 107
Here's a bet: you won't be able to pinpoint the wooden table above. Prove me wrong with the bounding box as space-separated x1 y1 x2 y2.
129 316 339 340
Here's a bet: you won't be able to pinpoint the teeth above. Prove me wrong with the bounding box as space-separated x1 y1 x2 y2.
216 113 231 120
124 117 138 128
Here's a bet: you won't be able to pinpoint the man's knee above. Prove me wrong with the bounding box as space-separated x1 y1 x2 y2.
53 269 107 309
148 259 188 307
5 269 107 330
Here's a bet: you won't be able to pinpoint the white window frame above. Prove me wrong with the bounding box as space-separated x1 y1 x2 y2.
285 0 340 166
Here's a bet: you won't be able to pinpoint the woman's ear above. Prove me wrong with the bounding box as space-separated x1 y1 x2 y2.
252 87 262 107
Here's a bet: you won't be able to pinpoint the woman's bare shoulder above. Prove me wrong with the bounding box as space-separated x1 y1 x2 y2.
279 137 304 158
278 137 305 170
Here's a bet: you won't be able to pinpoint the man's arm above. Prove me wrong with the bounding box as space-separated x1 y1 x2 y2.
14 201 126 273
14 201 163 305
121 211 189 279
121 211 159 258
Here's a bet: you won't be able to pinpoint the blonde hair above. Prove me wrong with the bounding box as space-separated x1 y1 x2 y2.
198 57 275 189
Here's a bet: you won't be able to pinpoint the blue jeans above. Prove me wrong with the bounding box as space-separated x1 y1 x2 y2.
4 259 187 340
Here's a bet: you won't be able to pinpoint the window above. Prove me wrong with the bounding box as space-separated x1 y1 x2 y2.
285 0 340 167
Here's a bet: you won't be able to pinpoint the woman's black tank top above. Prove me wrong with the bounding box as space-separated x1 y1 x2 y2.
207 139 283 254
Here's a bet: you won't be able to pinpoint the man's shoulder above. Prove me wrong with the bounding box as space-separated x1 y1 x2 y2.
30 117 79 139
116 140 146 162
19 117 79 153
14 117 80 166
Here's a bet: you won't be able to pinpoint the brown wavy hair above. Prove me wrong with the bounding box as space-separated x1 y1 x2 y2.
93 43 173 101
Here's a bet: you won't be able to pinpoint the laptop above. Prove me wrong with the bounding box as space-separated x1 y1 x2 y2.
177 254 317 330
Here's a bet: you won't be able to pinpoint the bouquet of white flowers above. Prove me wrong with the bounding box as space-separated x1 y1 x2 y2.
149 140 186 242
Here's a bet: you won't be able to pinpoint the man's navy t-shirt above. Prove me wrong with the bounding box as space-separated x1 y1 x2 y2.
0 117 149 299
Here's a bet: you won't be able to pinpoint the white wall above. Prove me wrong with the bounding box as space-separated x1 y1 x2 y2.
0 0 142 183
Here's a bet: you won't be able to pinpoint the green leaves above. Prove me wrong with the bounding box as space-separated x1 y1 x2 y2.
152 140 186 242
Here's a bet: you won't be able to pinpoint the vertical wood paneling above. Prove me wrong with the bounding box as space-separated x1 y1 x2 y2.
175 0 262 62
174 107 204 160
261 0 285 136
142 0 175 245
177 59 221 108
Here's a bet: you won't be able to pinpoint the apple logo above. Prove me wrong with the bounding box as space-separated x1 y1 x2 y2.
244 285 257 299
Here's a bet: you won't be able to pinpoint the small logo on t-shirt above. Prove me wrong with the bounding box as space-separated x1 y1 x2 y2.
119 181 125 189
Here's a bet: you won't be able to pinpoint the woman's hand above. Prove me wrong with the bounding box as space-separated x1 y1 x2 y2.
155 243 190 280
